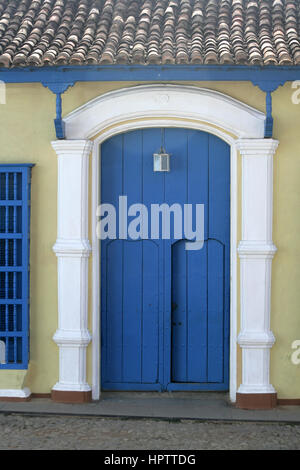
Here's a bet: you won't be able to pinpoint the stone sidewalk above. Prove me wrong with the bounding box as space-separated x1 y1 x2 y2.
1 392 300 423
1 414 300 450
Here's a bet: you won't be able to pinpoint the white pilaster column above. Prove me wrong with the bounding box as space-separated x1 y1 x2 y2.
51 140 93 403
236 138 278 409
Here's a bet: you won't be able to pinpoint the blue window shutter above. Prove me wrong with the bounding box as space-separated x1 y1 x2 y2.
0 164 34 369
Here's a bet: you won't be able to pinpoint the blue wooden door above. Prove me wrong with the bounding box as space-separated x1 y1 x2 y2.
101 128 230 391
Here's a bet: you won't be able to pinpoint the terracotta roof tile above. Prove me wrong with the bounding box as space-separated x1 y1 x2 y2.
0 0 300 67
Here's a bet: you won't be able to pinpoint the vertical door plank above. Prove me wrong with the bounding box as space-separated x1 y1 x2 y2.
141 240 160 383
106 240 123 382
122 240 143 382
142 129 165 387
207 240 224 382
187 130 209 241
186 130 209 382
165 128 188 386
101 135 123 383
208 135 230 246
171 239 187 382
122 131 143 382
187 242 208 382
207 135 230 384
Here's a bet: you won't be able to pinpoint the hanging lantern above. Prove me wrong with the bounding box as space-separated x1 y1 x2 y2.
153 148 171 172
153 129 171 172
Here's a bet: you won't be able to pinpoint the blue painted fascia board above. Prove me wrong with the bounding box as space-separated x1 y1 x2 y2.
1 64 299 139
0 64 300 84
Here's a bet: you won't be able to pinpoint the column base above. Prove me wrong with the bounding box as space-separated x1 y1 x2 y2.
51 389 92 404
236 392 277 410
0 388 31 402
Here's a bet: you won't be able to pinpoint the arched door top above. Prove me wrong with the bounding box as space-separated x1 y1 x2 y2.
63 84 265 140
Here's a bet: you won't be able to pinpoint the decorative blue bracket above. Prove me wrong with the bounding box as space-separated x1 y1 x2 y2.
252 80 285 138
42 82 74 139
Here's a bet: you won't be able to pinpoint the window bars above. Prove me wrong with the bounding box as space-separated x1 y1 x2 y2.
0 165 33 369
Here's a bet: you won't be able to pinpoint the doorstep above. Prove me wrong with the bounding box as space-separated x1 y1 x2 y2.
0 391 300 423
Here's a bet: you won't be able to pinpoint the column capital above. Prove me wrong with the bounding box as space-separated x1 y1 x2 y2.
236 138 279 157
51 139 93 157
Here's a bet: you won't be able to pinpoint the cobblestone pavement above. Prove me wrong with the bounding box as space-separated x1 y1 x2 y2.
0 414 300 450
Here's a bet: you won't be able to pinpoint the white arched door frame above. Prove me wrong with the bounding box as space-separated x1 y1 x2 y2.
51 85 278 409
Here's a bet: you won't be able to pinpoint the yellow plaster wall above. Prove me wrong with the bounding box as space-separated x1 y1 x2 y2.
0 80 298 399
270 83 300 398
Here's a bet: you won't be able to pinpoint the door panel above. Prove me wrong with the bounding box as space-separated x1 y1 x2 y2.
104 239 159 384
101 128 230 391
171 239 208 383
